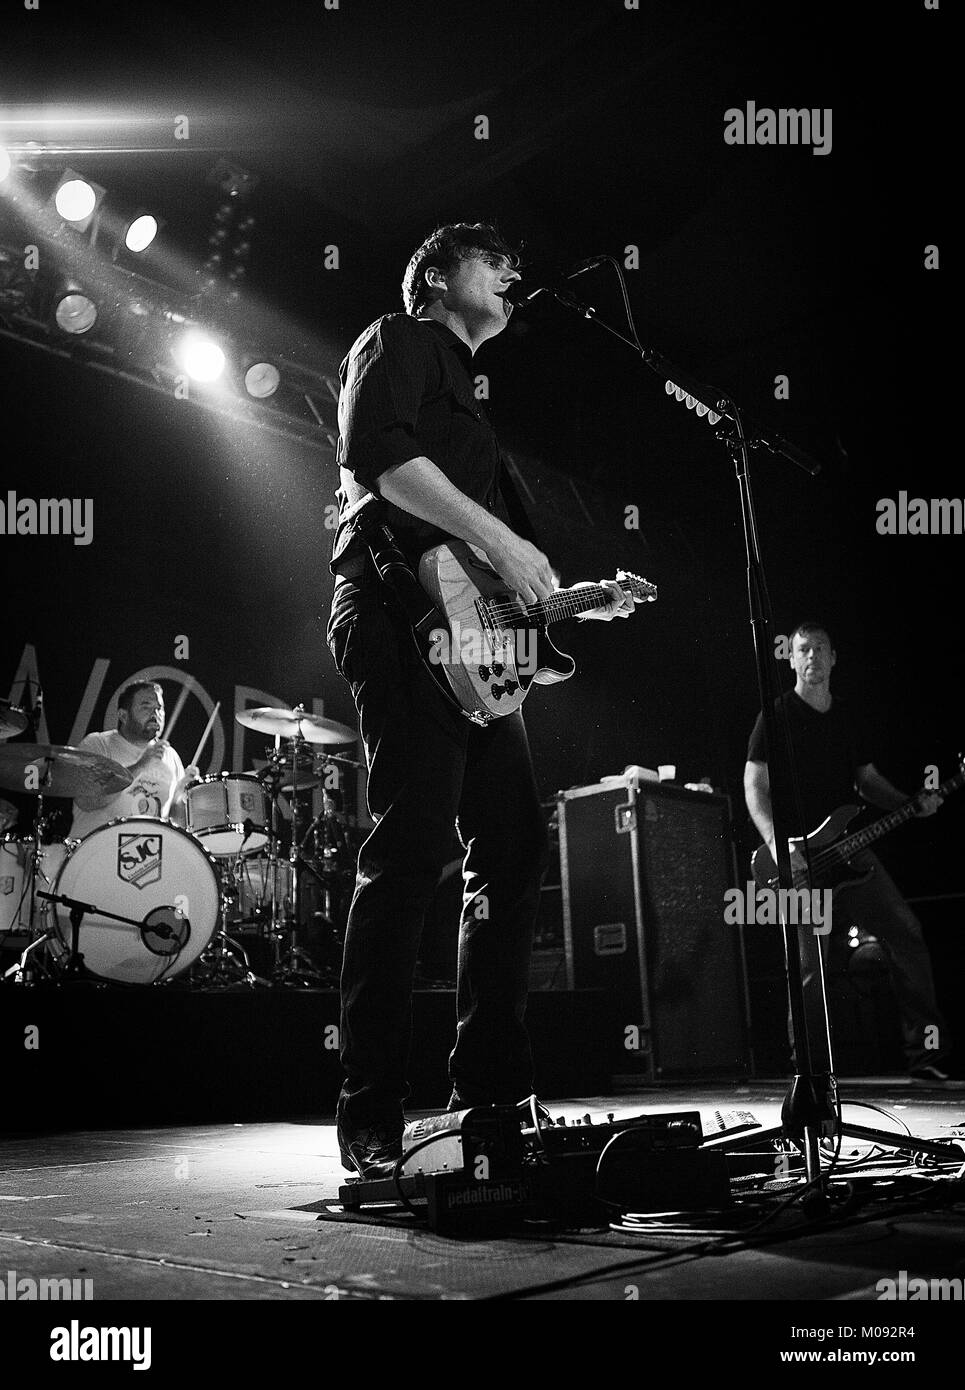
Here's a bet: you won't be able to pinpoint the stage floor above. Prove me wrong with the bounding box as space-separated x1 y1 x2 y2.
3 1079 964 1305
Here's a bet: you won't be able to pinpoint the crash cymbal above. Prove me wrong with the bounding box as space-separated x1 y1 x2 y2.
0 744 133 798
0 699 28 740
235 706 355 745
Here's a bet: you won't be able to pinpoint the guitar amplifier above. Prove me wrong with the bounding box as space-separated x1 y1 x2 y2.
558 776 752 1080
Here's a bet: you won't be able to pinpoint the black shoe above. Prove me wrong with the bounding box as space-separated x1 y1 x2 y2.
909 1064 965 1090
337 1120 404 1179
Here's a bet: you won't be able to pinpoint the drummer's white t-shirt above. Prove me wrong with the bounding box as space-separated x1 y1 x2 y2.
69 732 184 841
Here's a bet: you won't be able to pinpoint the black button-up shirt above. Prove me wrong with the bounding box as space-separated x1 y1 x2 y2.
329 314 509 579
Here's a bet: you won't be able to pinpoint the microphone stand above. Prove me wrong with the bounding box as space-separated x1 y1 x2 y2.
35 890 185 982
541 275 963 1202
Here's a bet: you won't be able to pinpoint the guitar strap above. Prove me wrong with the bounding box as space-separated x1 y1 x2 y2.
342 491 469 718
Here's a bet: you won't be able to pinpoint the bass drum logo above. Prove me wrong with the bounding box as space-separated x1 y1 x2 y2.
117 833 162 890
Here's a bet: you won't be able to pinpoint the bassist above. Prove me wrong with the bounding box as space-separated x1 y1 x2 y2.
743 621 958 1086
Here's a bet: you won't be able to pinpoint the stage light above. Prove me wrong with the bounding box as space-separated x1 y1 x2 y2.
124 213 159 253
177 331 226 383
0 148 11 184
244 361 280 398
52 169 106 231
56 179 96 221
53 284 98 335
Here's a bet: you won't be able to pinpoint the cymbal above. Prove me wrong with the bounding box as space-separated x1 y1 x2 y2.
0 699 28 740
280 779 321 795
0 744 133 798
235 707 356 745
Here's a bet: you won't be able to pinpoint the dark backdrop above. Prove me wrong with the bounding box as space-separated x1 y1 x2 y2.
1 1 959 1053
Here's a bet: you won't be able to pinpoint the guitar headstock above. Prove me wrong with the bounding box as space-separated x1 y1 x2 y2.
615 570 658 603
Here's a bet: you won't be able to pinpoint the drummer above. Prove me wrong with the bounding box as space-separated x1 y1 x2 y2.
70 682 200 839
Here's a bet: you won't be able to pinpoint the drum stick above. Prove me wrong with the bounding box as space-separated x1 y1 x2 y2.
163 678 195 743
189 701 221 769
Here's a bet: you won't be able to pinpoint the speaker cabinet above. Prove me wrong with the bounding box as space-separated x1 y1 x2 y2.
558 776 752 1080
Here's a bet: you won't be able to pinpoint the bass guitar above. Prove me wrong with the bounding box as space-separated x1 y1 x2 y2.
751 759 964 895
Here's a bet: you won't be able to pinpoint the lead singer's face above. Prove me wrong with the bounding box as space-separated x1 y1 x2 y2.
441 252 519 333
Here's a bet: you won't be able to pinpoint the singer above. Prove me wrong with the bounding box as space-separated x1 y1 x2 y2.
70 681 200 839
325 222 634 1178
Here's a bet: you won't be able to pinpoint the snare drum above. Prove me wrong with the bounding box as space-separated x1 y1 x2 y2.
185 774 269 857
51 818 219 984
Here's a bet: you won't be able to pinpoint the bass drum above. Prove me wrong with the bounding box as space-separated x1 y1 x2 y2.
51 818 219 984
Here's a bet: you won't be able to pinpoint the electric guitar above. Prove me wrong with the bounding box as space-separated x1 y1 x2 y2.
416 539 657 724
750 759 965 896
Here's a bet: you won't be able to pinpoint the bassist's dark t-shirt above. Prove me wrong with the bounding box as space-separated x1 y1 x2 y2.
747 690 874 836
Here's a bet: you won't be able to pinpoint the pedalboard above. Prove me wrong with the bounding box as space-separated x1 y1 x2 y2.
337 1103 752 1231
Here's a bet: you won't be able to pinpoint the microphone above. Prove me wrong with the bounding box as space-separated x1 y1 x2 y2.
503 256 606 306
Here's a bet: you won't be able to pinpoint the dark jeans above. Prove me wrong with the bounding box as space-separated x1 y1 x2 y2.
328 588 548 1130
794 850 950 1073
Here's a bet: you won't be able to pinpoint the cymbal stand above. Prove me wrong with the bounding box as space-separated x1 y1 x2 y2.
272 725 324 985
257 739 294 974
303 758 351 934
4 776 57 983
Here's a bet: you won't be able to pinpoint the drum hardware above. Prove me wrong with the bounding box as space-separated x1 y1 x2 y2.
192 854 270 989
271 725 325 987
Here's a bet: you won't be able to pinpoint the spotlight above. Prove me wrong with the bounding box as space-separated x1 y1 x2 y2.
52 168 106 231
0 147 11 184
53 283 98 335
244 361 280 399
56 180 95 220
177 331 226 383
123 213 160 253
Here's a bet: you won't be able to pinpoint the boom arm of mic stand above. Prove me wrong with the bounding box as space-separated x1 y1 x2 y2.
544 293 824 477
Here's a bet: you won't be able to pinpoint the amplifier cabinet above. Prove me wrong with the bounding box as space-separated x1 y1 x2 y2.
558 776 752 1080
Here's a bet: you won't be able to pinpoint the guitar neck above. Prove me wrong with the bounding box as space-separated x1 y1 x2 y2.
833 768 965 860
529 585 617 625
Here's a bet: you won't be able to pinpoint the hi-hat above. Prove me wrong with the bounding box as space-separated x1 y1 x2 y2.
0 700 28 740
0 744 133 798
244 764 320 794
235 707 355 745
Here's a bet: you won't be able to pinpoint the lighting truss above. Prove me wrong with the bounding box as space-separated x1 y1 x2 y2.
0 237 339 454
